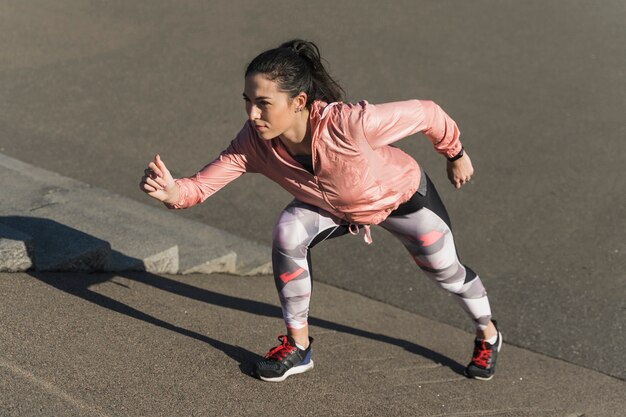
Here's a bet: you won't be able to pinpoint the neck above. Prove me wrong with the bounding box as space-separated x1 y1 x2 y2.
279 108 312 155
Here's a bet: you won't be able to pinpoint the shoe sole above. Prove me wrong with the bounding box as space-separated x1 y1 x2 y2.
259 360 314 382
466 332 503 381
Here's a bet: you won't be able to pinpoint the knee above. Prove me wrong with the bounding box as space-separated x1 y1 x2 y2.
272 221 308 257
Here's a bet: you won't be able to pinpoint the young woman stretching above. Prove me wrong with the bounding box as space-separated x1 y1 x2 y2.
140 39 502 382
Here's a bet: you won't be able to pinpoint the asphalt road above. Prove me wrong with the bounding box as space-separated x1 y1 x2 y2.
2 272 626 416
1 0 624 379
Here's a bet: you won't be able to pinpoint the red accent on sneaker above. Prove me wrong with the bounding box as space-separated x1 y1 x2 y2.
264 336 296 361
471 340 493 368
279 268 305 284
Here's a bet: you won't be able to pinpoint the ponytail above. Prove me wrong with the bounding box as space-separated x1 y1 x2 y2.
245 39 345 106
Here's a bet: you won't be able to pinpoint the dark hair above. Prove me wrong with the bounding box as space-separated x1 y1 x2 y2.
245 39 345 107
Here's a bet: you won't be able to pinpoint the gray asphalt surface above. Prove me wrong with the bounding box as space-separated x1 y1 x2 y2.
1 0 624 382
2 272 625 417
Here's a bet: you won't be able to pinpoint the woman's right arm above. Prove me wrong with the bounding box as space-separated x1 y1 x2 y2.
139 123 255 209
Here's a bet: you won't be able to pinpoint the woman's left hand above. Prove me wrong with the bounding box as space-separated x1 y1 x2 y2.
446 151 474 189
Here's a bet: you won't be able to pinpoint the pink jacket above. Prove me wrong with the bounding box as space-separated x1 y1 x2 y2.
169 99 461 237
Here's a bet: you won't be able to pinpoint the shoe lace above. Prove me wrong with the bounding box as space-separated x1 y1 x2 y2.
472 340 492 368
264 335 296 361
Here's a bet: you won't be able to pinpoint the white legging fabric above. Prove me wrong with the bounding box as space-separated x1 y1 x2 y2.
272 189 492 332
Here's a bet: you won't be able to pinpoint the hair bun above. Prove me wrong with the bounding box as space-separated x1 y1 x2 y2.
292 41 306 54
281 39 310 56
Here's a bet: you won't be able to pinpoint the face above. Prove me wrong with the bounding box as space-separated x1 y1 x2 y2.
243 73 305 141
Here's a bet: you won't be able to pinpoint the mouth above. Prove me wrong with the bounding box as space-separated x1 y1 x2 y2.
254 124 267 132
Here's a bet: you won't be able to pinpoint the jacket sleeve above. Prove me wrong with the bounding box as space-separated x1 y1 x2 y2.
360 99 463 158
165 123 257 209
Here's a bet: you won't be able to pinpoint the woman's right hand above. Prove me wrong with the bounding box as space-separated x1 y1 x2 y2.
139 154 179 204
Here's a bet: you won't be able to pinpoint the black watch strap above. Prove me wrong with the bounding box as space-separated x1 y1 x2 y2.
447 147 465 162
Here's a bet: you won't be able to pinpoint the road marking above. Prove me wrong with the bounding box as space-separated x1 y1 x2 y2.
0 357 110 417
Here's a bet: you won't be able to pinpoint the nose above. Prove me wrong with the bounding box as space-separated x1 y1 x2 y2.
247 104 261 121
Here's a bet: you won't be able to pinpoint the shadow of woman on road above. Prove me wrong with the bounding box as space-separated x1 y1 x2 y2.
7 212 464 377
29 269 465 377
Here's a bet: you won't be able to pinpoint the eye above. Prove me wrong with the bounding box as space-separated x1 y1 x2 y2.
259 101 270 107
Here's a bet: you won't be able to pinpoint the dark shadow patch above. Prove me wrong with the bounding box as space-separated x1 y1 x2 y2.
9 216 464 377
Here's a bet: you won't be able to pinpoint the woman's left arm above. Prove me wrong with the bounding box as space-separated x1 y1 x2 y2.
357 99 470 188
359 100 462 158
446 150 474 189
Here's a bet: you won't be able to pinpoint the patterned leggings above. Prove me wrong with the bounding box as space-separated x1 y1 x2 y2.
272 175 492 331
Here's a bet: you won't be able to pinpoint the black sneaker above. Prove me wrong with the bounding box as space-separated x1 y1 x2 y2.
465 320 502 380
254 335 314 382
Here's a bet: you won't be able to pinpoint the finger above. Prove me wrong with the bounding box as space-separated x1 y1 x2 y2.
153 175 167 188
146 176 164 190
140 175 150 187
155 154 168 174
148 162 163 178
140 180 157 193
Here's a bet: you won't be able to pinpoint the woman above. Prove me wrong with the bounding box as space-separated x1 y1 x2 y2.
140 39 502 382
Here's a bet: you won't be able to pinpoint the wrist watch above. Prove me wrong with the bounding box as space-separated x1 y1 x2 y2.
447 147 465 162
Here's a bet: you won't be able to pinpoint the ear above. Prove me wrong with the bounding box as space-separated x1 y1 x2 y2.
293 92 308 111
